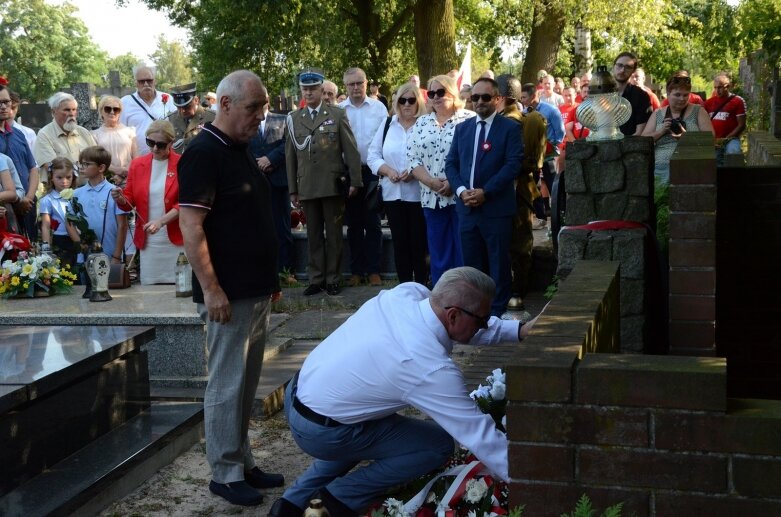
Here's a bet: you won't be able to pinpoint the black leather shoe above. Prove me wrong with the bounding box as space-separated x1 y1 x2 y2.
209 480 264 506
268 497 304 517
303 283 323 296
244 467 284 489
317 488 358 517
325 283 342 295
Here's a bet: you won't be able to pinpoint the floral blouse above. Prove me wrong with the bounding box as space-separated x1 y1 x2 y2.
407 109 475 209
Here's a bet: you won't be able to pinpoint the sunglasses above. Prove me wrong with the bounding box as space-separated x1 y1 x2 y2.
427 88 447 99
146 138 170 150
470 93 494 103
669 76 692 86
398 96 417 105
136 79 154 85
445 306 490 329
103 106 121 114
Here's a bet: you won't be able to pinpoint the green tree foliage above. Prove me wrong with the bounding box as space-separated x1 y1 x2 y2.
105 53 142 89
149 35 193 90
0 0 108 101
736 0 781 63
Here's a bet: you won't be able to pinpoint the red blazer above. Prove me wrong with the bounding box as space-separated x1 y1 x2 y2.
119 152 183 249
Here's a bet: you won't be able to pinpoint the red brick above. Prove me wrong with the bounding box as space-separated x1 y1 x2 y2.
508 443 574 481
578 448 727 491
733 457 781 498
506 404 649 447
669 320 715 350
655 400 781 455
576 354 726 411
506 347 579 403
669 212 716 239
508 482 650 517
669 185 717 212
669 268 716 295
655 493 781 517
669 294 716 321
669 239 716 267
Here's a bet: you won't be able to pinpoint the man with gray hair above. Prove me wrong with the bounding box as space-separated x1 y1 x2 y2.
178 69 284 507
268 266 535 516
322 80 338 106
120 65 176 154
32 92 96 181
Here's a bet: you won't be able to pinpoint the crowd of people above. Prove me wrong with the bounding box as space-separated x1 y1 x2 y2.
0 52 748 514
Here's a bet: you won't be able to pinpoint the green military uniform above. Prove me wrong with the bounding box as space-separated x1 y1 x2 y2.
503 102 545 301
286 70 362 289
168 106 215 153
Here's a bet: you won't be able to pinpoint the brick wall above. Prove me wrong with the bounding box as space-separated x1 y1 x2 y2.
668 132 717 355
505 260 781 516
747 131 781 166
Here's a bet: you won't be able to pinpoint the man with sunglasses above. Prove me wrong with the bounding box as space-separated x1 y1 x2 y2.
269 266 535 517
612 52 652 136
705 72 746 165
167 82 215 153
445 77 523 318
120 65 176 154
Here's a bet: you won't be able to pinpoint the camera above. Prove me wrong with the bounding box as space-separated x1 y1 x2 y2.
669 118 685 135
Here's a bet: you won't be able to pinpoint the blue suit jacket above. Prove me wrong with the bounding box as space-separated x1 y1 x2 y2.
445 113 523 218
249 112 287 187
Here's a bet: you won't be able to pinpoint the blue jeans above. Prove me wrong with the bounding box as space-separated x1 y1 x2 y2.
281 379 454 512
423 204 463 286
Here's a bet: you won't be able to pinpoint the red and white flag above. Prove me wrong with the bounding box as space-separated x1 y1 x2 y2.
457 43 472 90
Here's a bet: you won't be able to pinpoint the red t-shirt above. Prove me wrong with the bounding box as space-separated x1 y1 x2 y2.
661 92 704 107
559 104 577 148
569 110 590 140
704 94 746 138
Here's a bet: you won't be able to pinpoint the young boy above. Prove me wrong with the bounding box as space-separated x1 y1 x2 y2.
73 146 128 264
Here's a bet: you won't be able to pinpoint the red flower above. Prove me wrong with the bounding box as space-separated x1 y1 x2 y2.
416 508 435 517
161 93 169 104
0 76 8 86
50 219 60 231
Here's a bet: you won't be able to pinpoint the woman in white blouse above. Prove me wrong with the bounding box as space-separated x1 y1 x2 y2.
368 83 428 284
407 74 475 285
92 95 138 187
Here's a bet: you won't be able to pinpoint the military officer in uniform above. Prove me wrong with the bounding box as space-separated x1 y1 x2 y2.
168 83 215 153
286 70 361 296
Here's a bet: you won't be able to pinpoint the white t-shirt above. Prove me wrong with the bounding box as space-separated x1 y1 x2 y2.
120 90 176 155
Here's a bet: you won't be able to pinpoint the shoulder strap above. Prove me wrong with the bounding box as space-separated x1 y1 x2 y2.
130 93 156 122
709 95 733 119
381 116 392 146
100 190 110 249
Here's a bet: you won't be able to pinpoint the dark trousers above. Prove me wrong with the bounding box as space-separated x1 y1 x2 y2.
345 166 382 276
301 196 345 286
532 160 555 220
384 200 428 285
510 192 534 297
459 213 512 316
14 199 38 241
270 185 294 272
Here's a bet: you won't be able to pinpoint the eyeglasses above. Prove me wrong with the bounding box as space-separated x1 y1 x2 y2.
445 306 490 329
669 76 692 86
398 96 417 105
136 78 154 85
614 62 636 72
470 93 495 103
0 99 11 107
427 88 447 99
346 81 365 89
145 138 170 150
714 84 730 89
77 161 96 169
103 106 121 114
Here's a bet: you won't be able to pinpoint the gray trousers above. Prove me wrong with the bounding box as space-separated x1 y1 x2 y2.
198 296 271 483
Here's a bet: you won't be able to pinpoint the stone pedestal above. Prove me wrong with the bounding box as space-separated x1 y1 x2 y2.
558 137 655 353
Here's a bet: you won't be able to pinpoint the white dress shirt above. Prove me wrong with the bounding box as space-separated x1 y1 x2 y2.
120 90 176 155
339 96 388 164
367 115 421 202
296 282 521 482
455 111 498 197
13 121 36 150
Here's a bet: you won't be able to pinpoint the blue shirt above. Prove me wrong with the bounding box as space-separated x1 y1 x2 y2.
72 179 128 256
0 152 25 200
529 101 565 147
0 123 37 190
39 191 71 236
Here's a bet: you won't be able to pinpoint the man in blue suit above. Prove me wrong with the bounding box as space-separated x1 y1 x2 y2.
445 77 523 317
249 102 296 284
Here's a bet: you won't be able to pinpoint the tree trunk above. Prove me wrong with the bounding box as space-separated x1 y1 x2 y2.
413 0 457 86
520 0 567 84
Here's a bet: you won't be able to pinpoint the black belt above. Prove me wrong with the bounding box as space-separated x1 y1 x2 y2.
290 372 342 427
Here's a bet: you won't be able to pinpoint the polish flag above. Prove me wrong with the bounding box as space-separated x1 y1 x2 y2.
457 43 472 90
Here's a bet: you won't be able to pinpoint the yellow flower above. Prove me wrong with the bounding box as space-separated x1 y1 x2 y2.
60 188 74 201
11 277 20 286
22 282 29 289
21 264 33 276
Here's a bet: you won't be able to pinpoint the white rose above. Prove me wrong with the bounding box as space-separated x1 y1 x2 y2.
464 478 488 503
489 380 506 400
60 188 74 201
470 384 491 400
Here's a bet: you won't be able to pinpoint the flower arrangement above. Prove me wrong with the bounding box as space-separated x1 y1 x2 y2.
61 188 97 249
470 368 507 432
1 251 77 298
